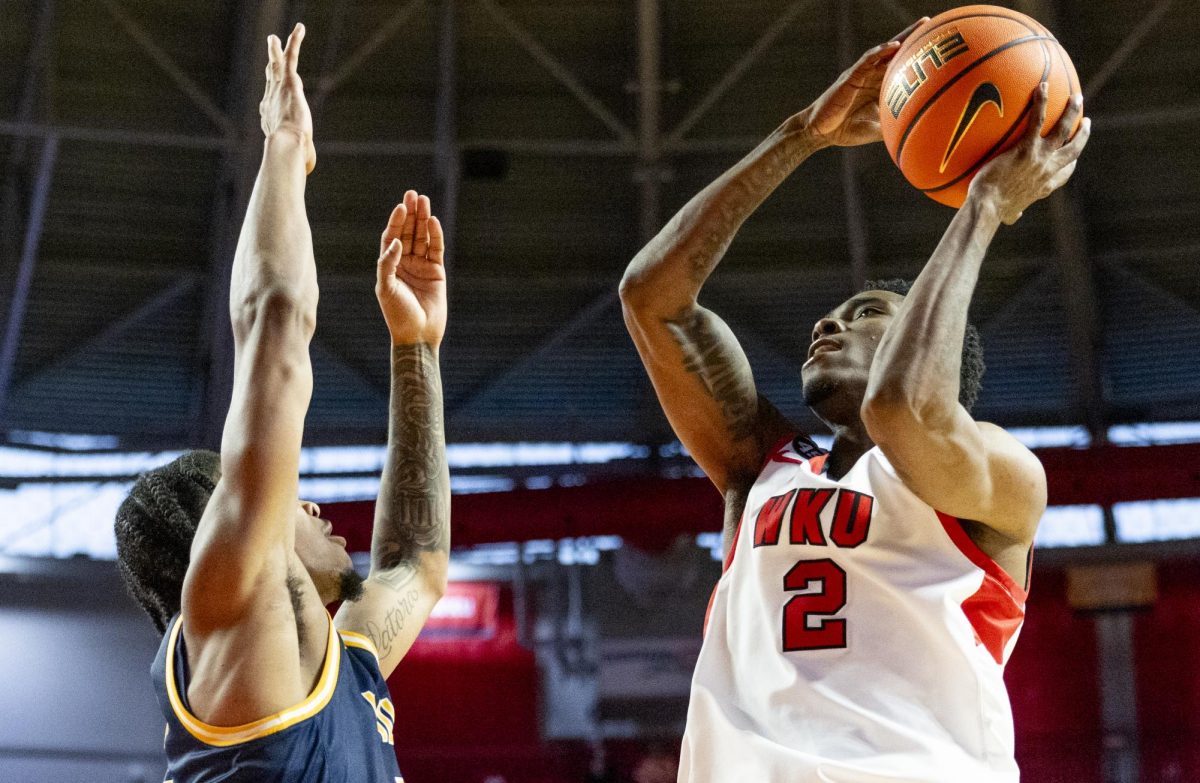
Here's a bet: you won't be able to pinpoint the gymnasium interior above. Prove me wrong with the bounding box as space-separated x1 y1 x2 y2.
0 1 1197 781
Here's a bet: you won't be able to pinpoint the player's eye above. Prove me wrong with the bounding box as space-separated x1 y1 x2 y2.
856 307 879 319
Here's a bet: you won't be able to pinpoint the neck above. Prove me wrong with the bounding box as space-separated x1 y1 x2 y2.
823 416 875 480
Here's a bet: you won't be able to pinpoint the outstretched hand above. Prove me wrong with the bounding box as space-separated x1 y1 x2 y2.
969 83 1090 224
376 191 448 347
802 18 928 147
261 23 316 174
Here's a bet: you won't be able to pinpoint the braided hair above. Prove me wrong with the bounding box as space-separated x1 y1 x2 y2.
863 279 986 412
114 450 221 634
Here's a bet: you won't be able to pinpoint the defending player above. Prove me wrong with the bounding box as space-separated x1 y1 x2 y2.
619 20 1089 783
114 25 450 781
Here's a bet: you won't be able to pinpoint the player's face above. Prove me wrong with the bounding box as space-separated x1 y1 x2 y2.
800 290 905 414
292 500 355 603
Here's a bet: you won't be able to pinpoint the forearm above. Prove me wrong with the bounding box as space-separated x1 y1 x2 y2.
620 114 826 312
865 194 1002 424
371 342 450 586
231 131 317 312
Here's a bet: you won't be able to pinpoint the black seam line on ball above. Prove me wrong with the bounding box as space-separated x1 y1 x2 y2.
896 34 1055 163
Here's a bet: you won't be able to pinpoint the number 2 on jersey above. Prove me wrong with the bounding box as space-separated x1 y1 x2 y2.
782 558 848 651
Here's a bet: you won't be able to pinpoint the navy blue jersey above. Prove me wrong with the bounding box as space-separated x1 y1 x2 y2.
151 613 404 783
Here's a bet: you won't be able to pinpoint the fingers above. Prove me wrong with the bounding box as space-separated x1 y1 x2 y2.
1054 93 1084 146
412 194 431 257
400 188 420 249
427 216 445 265
1045 159 1078 193
1056 116 1091 161
284 23 304 74
1024 82 1049 143
266 34 284 79
380 203 406 257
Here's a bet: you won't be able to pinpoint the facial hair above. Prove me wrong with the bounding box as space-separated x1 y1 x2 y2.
802 373 840 408
338 567 366 603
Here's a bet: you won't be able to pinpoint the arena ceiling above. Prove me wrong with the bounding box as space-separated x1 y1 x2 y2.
0 0 1198 458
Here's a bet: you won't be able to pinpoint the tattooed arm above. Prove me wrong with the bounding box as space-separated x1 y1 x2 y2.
619 29 918 501
335 191 450 678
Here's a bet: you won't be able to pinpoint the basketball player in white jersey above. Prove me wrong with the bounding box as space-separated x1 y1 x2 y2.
618 20 1090 783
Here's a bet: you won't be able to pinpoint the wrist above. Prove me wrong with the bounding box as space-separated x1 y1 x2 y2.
263 127 310 155
961 187 1004 231
779 108 831 152
390 339 440 357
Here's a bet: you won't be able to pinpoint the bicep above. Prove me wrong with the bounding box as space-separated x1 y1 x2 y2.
867 407 1046 543
623 301 791 493
334 552 448 678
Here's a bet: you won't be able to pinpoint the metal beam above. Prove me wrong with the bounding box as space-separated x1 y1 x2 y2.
1082 0 1173 102
476 0 634 143
309 0 350 125
1095 612 1141 783
0 119 233 151
0 136 57 425
98 0 236 136
434 0 460 261
1049 187 1108 444
314 0 425 103
1018 0 1108 444
1 0 55 311
193 0 289 448
665 0 814 145
635 0 664 243
978 267 1057 337
836 0 869 291
9 276 197 396
446 287 618 418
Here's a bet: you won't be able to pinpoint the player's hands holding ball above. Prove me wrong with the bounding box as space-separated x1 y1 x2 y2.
375 191 448 348
797 18 929 148
260 23 317 174
968 84 1091 224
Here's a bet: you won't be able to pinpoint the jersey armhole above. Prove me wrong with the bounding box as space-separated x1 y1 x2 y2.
163 612 342 747
935 511 1030 603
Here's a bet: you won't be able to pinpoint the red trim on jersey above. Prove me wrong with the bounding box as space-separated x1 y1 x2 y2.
704 514 745 637
764 434 805 467
936 511 1027 665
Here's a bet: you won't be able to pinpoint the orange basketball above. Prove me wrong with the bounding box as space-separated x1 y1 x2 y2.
878 5 1081 207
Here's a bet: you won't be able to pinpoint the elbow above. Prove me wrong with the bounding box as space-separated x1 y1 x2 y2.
861 386 951 446
232 283 317 340
618 262 651 311
422 551 449 599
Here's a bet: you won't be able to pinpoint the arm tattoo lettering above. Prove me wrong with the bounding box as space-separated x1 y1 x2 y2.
373 343 450 581
364 587 421 660
665 309 758 442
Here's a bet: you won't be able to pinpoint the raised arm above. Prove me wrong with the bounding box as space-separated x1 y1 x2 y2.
335 191 450 677
183 25 319 630
862 86 1090 558
619 25 920 496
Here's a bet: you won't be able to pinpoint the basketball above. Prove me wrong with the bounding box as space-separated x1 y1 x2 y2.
878 5 1081 207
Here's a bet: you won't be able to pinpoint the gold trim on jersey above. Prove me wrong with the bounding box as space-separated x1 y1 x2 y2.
164 612 341 747
338 629 380 661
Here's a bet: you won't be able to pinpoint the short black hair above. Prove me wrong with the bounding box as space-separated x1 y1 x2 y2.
114 450 221 634
863 278 985 412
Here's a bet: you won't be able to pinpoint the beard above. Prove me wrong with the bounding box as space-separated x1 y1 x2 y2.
338 567 366 603
802 373 841 408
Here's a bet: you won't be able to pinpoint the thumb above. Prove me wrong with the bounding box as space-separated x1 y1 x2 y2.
377 238 402 285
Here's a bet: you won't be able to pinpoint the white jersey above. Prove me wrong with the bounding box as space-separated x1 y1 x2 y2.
680 435 1028 783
